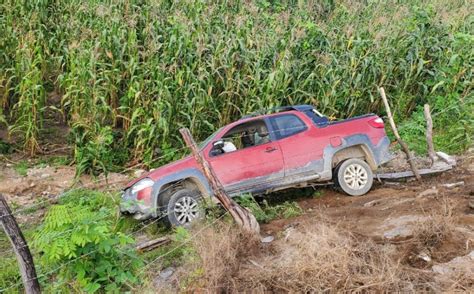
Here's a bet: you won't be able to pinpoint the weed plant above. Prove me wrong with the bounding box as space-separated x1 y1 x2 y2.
236 194 303 222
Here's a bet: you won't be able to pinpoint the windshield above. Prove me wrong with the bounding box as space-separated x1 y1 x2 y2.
198 127 224 149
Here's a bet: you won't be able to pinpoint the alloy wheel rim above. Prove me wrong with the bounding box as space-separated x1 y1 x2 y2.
174 196 199 224
343 163 368 190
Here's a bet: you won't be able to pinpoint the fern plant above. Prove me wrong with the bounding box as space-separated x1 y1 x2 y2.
33 191 142 293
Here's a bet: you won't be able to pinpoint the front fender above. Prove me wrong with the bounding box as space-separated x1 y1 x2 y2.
150 168 212 217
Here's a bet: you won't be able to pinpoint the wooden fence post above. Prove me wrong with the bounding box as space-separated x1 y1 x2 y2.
378 87 422 181
179 128 260 234
423 104 437 166
0 194 41 294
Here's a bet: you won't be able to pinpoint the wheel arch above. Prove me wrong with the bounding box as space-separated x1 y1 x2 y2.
150 169 212 217
331 144 377 170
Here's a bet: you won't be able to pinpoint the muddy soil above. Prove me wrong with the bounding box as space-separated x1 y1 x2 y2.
259 151 474 290
0 158 131 224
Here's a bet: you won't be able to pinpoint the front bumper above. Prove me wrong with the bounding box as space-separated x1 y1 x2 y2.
120 189 154 220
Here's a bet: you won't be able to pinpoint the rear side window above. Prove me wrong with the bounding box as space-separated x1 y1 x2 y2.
269 114 307 140
303 109 329 126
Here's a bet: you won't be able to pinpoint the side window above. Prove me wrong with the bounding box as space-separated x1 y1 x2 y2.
303 109 329 126
270 114 307 140
210 119 271 156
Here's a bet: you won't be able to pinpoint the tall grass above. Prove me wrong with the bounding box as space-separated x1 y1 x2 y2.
0 0 472 174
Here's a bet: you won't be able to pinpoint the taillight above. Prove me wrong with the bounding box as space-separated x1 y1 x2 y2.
368 117 385 128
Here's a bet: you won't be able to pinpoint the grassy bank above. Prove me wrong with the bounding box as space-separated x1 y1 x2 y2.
0 0 472 175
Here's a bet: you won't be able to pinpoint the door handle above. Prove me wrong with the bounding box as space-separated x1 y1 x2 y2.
265 147 277 153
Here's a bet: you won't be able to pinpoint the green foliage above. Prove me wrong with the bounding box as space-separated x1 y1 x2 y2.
72 123 115 177
0 139 13 154
399 109 429 155
313 190 324 198
237 195 269 222
172 226 196 259
397 24 474 154
0 257 21 292
14 160 28 176
0 227 41 293
142 226 196 269
8 34 45 155
0 0 472 172
268 200 304 219
36 155 70 167
33 190 142 292
237 194 303 223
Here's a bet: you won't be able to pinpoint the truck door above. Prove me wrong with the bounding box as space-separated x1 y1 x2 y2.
206 118 284 193
268 113 324 177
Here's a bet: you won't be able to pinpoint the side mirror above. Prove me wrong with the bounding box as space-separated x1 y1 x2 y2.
213 140 225 149
210 140 225 156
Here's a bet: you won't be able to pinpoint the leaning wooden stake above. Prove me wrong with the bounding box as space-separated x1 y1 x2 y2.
378 87 422 181
423 104 437 166
179 128 260 234
0 194 41 294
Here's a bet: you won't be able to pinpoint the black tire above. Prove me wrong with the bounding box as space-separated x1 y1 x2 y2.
164 189 203 227
335 158 373 196
332 161 343 188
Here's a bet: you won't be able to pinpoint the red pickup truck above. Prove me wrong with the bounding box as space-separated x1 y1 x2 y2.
121 105 392 226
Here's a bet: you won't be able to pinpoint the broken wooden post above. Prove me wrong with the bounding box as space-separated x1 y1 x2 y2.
423 104 437 166
136 236 171 252
0 194 41 294
378 87 422 181
179 128 260 234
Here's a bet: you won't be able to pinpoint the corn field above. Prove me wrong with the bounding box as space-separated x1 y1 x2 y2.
0 0 472 175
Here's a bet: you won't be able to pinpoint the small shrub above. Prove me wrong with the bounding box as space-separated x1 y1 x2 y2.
313 190 324 198
14 160 29 176
0 139 12 154
236 194 270 222
142 225 197 272
413 215 453 249
172 227 196 259
236 194 303 223
276 201 303 219
72 123 115 177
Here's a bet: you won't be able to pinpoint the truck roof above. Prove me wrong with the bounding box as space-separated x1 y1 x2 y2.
240 104 315 119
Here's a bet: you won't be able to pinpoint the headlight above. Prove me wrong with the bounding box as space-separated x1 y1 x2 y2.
131 178 154 195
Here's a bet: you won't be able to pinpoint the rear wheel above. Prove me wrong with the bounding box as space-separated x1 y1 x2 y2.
164 189 203 226
335 158 373 196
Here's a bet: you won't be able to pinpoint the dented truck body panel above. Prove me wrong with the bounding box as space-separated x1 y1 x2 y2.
120 105 392 220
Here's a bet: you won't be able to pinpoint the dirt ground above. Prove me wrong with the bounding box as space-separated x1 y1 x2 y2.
0 157 131 224
257 150 474 291
264 162 473 246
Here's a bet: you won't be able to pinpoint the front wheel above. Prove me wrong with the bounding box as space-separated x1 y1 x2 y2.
164 189 203 226
335 158 373 196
